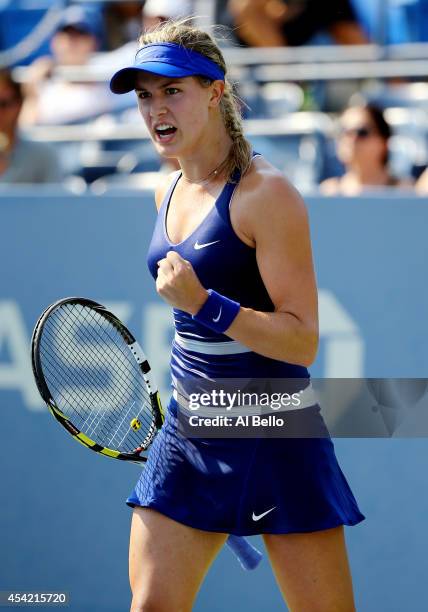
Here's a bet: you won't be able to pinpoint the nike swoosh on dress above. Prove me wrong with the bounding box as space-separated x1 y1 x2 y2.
252 507 277 521
194 240 221 250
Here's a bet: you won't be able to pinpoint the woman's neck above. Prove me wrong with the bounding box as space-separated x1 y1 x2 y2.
178 118 232 184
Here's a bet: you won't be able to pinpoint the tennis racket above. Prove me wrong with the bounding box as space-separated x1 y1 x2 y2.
31 297 262 571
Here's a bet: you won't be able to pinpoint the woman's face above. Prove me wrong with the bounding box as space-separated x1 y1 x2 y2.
337 107 388 168
135 73 221 159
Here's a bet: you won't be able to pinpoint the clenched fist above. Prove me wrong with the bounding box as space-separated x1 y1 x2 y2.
156 251 208 315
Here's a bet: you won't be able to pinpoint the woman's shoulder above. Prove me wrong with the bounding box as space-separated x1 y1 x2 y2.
232 155 309 242
238 155 305 211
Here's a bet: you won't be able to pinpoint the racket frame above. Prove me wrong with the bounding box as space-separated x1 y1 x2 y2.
31 297 164 464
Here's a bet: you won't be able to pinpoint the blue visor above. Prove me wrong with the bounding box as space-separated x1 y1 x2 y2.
110 42 225 94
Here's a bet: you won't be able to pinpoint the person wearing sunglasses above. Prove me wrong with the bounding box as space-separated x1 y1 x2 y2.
320 103 410 196
0 69 62 184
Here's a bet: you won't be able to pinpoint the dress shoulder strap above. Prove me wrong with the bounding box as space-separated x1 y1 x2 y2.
158 170 182 213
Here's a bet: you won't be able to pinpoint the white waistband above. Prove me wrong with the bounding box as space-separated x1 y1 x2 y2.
172 383 318 415
173 332 252 355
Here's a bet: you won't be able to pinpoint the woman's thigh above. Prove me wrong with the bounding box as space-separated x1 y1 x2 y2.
263 526 356 612
129 507 227 612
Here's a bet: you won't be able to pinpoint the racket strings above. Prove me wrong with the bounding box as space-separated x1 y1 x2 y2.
42 310 152 420
71 306 155 442
41 324 119 408
40 327 151 449
41 313 153 450
40 333 109 413
40 344 99 416
56 305 143 398
39 304 155 453
40 323 134 436
62 307 141 394
42 322 134 416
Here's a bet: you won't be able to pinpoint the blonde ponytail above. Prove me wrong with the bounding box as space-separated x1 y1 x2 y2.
219 80 253 180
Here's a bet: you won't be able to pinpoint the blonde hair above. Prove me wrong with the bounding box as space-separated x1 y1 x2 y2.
139 20 253 181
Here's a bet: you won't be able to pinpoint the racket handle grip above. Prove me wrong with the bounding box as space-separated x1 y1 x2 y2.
226 534 263 570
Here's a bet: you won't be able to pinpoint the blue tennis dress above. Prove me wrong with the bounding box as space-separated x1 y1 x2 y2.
126 159 365 535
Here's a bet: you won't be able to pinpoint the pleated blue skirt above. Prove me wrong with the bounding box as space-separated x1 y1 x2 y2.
126 397 365 536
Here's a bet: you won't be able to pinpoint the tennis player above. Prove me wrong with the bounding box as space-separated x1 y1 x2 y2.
110 20 365 612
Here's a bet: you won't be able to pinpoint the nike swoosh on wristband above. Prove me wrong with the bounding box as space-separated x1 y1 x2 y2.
252 506 277 521
194 240 221 250
212 306 222 323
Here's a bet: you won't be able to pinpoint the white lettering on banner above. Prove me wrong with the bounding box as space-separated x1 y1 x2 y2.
318 289 364 378
0 296 364 412
318 290 364 423
0 301 42 411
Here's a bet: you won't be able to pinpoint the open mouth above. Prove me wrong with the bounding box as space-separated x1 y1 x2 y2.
154 124 177 141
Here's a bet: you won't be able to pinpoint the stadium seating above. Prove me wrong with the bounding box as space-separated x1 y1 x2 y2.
3 1 428 188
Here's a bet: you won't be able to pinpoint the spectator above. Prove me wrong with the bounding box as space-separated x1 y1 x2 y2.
20 4 113 125
96 1 194 72
228 0 368 46
320 104 411 195
142 0 194 31
0 69 62 184
103 2 145 50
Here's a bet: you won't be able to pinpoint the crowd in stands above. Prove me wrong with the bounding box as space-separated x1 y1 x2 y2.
0 0 428 194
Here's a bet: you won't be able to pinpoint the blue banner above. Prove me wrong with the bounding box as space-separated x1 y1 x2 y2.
1 192 428 611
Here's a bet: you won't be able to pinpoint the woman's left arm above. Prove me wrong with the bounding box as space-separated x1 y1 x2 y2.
225 174 319 366
156 174 319 367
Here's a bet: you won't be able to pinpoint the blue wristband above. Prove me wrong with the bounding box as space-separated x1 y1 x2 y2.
192 289 240 333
